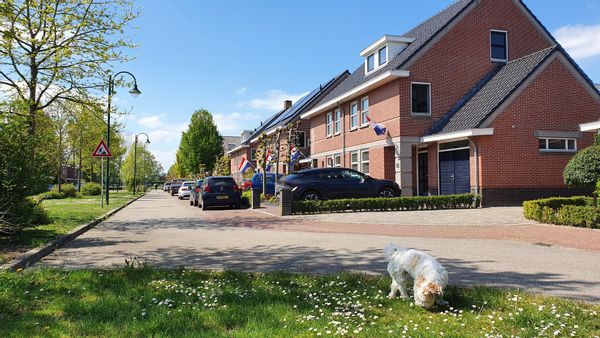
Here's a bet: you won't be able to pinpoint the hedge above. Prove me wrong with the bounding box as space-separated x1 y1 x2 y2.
292 194 480 214
523 196 599 229
81 182 102 196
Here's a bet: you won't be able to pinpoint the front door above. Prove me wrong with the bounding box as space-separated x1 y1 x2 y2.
439 149 470 195
418 152 428 196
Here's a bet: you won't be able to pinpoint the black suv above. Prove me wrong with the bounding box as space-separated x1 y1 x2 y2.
280 168 401 201
170 178 187 196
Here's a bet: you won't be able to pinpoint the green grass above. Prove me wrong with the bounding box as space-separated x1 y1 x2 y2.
0 191 137 264
0 268 598 337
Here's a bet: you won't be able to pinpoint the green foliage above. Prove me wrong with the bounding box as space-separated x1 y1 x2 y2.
178 109 224 175
0 197 50 236
42 191 66 200
293 194 480 214
56 184 78 198
120 143 163 191
563 145 600 188
214 155 231 176
81 183 102 196
523 196 599 228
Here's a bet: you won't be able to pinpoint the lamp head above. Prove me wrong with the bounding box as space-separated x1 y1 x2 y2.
129 83 142 97
145 138 151 144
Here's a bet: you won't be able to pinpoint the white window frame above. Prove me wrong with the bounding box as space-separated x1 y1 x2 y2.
366 53 375 73
538 137 577 153
350 151 359 171
334 108 341 135
360 149 370 175
350 101 359 130
378 46 387 66
360 96 369 127
326 111 333 137
490 29 508 63
325 155 334 168
333 153 341 168
250 149 257 161
411 82 432 116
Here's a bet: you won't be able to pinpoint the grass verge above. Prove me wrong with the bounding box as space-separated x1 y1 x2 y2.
0 268 598 337
0 191 138 264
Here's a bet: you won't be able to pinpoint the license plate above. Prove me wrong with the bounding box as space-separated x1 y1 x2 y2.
216 195 228 200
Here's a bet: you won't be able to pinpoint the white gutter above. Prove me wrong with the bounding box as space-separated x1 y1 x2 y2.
580 121 600 132
226 144 249 155
300 70 410 120
420 128 494 143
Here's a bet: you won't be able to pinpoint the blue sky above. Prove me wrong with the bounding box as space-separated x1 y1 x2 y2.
113 0 600 170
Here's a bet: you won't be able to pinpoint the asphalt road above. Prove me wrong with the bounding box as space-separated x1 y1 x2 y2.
38 190 600 302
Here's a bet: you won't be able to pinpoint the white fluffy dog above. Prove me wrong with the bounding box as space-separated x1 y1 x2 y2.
384 243 448 308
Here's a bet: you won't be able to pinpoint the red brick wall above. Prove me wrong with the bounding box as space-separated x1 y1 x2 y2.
399 0 552 137
478 58 600 189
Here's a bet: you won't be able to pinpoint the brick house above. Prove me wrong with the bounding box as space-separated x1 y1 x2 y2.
299 0 600 206
228 71 348 182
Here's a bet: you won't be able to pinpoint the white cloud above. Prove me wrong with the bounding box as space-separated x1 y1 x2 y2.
554 24 600 60
137 115 163 128
213 111 267 135
235 86 247 95
244 90 309 111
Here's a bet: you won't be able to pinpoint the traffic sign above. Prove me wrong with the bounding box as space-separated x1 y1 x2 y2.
92 140 112 157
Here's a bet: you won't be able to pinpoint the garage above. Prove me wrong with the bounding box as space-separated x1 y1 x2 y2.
439 141 471 195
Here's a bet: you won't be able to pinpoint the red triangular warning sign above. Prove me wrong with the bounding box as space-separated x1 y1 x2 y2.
92 140 112 157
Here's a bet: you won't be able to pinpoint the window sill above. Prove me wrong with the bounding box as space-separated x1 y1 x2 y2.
491 58 508 63
539 150 576 154
349 127 358 132
411 113 432 117
360 124 369 129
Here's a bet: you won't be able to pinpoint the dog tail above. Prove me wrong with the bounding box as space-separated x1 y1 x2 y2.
384 243 404 261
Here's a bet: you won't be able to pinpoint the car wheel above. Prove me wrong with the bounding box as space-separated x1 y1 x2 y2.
201 199 207 211
301 191 321 201
378 187 396 198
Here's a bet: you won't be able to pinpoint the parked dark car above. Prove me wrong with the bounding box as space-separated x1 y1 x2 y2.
190 179 204 206
200 176 241 210
170 178 187 196
280 168 401 201
250 173 283 196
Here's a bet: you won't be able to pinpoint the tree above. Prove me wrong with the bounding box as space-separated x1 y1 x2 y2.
0 0 139 135
563 144 600 194
178 109 223 175
120 143 163 191
213 154 231 176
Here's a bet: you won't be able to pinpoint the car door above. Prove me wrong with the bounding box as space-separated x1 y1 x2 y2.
316 170 344 199
340 170 372 198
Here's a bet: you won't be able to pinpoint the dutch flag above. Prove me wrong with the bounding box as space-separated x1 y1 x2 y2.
265 149 273 172
238 156 252 173
290 145 301 163
366 114 387 136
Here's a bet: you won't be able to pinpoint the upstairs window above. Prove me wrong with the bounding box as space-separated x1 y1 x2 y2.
296 131 306 148
361 96 369 126
378 46 387 66
334 109 341 134
491 30 508 62
251 149 257 161
326 112 333 137
367 53 375 72
350 102 359 129
411 83 431 115
539 138 576 152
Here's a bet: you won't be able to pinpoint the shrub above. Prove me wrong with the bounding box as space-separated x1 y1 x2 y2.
240 196 250 208
41 190 65 200
81 182 102 196
50 183 77 198
522 196 593 222
0 197 50 236
292 194 480 214
556 206 600 229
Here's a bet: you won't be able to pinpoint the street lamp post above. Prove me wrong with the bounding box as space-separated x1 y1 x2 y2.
133 133 151 194
105 71 141 205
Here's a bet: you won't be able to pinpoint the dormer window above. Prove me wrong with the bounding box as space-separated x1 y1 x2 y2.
378 46 387 66
367 54 375 72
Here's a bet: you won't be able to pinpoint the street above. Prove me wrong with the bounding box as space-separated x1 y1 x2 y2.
39 190 600 302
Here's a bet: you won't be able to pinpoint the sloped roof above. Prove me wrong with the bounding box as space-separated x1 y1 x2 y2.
314 0 473 107
428 46 557 135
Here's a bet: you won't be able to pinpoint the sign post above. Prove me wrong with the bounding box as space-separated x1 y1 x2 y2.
100 158 104 208
92 139 112 208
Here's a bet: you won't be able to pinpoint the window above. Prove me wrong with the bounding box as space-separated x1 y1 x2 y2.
361 150 370 175
334 153 341 167
367 53 375 72
326 112 333 137
361 97 369 126
490 30 507 62
250 149 257 160
350 102 358 129
296 131 306 148
326 155 333 168
350 151 359 171
227 143 236 150
539 138 576 152
411 83 431 115
334 109 341 134
378 46 387 66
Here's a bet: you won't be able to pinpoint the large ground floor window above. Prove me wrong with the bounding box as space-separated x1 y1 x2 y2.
350 149 369 175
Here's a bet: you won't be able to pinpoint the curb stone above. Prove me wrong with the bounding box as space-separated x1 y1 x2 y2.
0 193 146 271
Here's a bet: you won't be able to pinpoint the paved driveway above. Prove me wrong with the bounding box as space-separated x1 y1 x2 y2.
39 191 600 302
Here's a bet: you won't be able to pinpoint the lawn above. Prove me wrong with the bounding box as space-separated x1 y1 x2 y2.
0 268 598 337
0 191 138 264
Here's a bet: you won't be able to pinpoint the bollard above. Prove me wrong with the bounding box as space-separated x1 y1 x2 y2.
251 188 261 209
278 188 293 216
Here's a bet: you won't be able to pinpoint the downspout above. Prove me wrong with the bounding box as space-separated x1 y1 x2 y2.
469 139 480 204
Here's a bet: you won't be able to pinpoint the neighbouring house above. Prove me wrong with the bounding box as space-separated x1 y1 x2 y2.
298 0 600 206
227 72 349 182
222 135 242 154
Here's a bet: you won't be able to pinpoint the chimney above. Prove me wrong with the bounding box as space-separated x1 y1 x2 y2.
284 100 292 110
